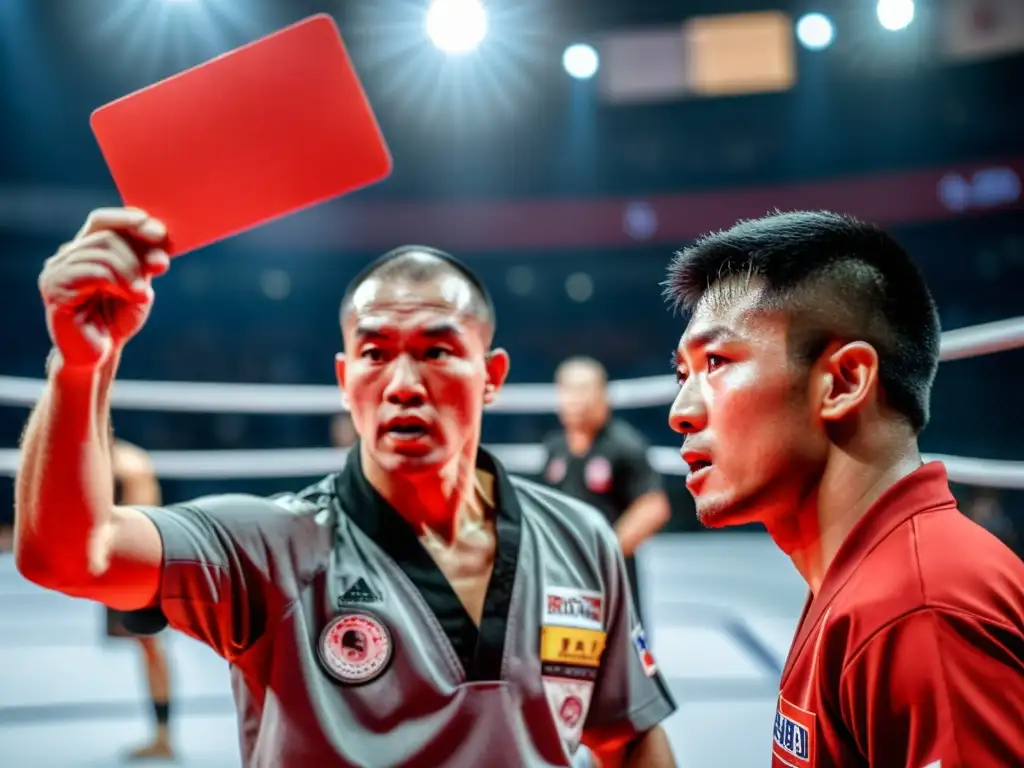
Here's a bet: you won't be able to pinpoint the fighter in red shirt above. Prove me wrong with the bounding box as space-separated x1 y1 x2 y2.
663 211 1024 767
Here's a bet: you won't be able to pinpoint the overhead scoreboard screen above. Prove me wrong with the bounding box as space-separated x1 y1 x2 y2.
598 11 797 105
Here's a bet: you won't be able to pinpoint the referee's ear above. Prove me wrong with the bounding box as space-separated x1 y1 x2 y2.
483 348 510 405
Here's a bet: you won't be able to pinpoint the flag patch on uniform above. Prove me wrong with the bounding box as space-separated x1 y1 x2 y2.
772 695 816 766
631 624 657 677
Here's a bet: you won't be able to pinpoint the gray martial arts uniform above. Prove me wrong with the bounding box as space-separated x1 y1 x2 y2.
137 447 676 767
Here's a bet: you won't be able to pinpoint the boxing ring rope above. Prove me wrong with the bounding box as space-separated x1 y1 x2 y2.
0 316 1021 486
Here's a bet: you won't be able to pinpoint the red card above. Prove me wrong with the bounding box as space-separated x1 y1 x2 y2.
90 14 392 256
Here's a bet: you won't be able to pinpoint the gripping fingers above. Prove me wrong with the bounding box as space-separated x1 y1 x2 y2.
75 207 167 246
41 254 150 306
71 230 141 276
56 229 169 280
41 260 120 304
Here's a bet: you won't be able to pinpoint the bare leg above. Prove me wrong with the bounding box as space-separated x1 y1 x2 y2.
125 635 175 761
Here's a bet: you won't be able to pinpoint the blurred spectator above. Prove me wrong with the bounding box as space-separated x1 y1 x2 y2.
964 489 1019 557
331 413 358 449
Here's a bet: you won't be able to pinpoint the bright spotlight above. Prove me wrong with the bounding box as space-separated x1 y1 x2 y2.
563 43 599 80
795 13 834 51
877 0 915 31
426 0 487 54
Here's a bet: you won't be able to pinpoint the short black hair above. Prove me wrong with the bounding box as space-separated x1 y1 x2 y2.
664 211 941 433
340 245 496 340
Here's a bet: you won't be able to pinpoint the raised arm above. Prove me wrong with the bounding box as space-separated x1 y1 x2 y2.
15 207 171 610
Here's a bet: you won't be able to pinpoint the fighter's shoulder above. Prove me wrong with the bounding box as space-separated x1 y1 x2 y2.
824 507 1024 656
169 475 335 528
509 474 617 543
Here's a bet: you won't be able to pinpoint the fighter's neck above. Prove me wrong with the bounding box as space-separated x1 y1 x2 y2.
767 443 921 595
364 446 492 545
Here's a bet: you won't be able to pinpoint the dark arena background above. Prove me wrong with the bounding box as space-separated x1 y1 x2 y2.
1 0 1022 765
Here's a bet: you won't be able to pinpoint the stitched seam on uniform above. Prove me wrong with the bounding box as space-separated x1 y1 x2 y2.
838 608 974 765
925 608 965 766
499 559 522 680
911 517 928 605
842 607 1018 673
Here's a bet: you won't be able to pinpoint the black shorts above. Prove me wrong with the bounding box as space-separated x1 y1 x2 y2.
105 607 134 639
106 606 168 638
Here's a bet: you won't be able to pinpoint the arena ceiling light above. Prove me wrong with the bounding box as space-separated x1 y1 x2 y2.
426 0 488 54
795 13 834 51
562 43 599 80
877 0 915 31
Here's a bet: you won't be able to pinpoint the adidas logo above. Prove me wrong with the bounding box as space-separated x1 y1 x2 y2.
338 578 381 605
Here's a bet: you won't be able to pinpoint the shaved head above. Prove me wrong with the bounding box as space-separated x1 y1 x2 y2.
555 357 608 389
554 356 610 430
340 246 496 344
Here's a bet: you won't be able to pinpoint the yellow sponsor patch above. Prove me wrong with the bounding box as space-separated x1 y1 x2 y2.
540 626 607 668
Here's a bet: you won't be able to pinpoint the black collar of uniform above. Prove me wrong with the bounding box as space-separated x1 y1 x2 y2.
333 443 522 681
334 443 523 546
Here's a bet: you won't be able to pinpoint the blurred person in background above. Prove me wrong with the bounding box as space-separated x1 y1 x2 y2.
963 488 1019 556
107 439 175 762
542 357 671 627
331 411 358 449
666 210 1024 766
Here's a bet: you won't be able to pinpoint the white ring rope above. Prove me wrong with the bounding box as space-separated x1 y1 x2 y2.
0 445 1019 487
0 317 1021 414
0 317 1021 487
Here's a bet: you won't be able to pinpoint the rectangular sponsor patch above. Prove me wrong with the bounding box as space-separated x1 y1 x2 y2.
540 626 607 668
772 694 816 767
544 587 605 630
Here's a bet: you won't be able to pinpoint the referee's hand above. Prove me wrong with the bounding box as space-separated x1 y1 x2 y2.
39 207 170 368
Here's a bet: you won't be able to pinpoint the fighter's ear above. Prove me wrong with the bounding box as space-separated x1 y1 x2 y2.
484 349 510 406
335 353 347 390
817 341 879 423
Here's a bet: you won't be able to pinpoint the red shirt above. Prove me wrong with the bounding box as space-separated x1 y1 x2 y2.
772 463 1024 768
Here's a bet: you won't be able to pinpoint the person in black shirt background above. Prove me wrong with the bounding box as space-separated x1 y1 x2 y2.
541 357 671 629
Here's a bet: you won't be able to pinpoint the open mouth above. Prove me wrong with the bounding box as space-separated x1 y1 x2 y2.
387 423 428 442
682 450 713 487
384 421 430 441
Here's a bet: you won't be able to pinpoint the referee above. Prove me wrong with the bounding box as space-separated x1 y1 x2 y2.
542 358 671 626
15 208 677 767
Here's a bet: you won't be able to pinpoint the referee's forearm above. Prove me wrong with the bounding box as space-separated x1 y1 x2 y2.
14 351 119 585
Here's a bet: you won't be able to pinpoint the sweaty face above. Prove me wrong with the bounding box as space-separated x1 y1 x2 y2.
668 284 828 528
341 274 494 475
556 365 607 429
